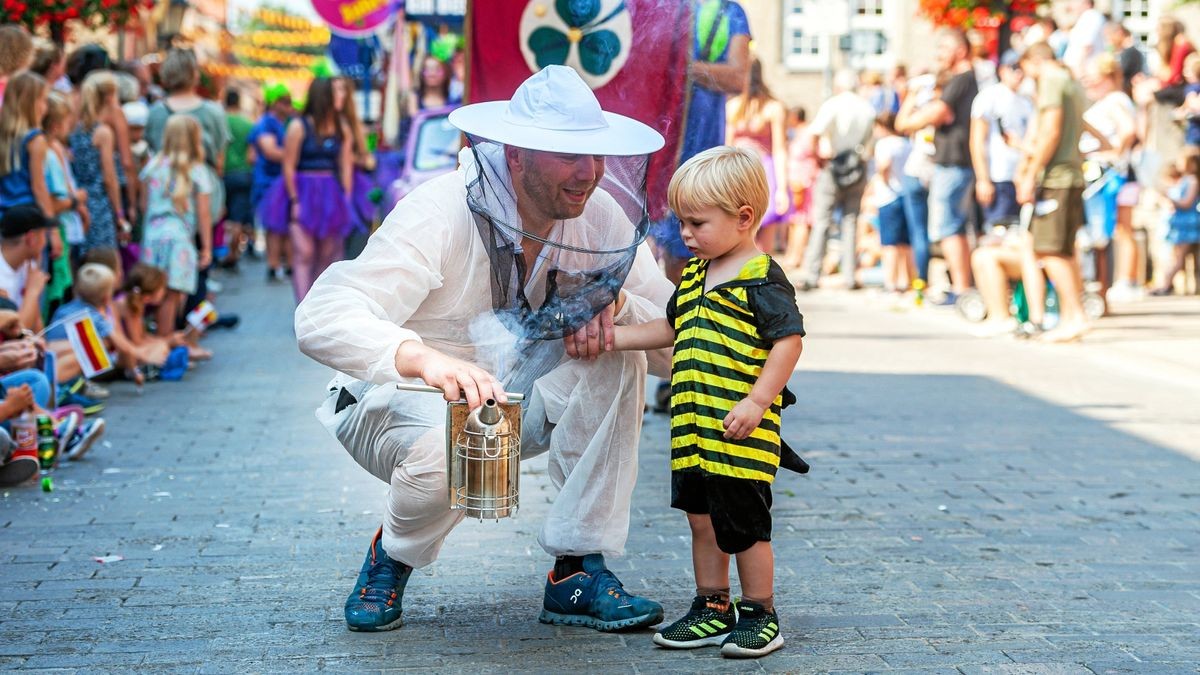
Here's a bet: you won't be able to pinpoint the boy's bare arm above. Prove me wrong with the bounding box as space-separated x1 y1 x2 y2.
612 318 675 352
723 334 804 440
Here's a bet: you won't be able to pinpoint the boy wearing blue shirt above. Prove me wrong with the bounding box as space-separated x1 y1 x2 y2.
248 84 292 281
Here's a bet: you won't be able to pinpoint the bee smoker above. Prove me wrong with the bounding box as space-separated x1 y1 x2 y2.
395 383 523 520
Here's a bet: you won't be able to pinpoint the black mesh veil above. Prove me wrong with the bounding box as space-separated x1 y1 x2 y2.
462 136 651 343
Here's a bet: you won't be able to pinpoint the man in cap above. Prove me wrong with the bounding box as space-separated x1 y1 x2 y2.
296 66 674 632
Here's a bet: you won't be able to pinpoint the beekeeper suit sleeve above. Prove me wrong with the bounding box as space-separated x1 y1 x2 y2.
295 190 453 385
614 241 674 378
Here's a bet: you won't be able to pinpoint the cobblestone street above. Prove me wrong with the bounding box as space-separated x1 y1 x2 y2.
2 262 1199 673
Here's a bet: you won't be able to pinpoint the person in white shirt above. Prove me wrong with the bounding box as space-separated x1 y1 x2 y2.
796 68 876 290
296 67 675 634
0 204 52 331
971 51 1033 230
1081 53 1140 301
968 54 1043 338
1063 0 1108 78
870 112 913 294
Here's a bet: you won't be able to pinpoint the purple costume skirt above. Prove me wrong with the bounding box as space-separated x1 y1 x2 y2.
257 171 352 239
760 152 793 229
348 169 376 232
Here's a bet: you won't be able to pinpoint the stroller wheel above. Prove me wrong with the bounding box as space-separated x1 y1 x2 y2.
956 290 988 322
1082 291 1106 321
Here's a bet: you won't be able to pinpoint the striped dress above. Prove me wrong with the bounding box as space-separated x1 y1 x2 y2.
667 254 805 484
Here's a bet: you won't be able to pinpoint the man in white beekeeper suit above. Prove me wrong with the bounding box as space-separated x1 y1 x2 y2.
296 66 675 633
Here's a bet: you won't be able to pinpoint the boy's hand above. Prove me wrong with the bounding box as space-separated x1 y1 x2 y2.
723 397 767 440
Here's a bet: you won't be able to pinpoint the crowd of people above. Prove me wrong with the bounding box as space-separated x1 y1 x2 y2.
714 3 1199 345
0 21 511 489
0 29 265 486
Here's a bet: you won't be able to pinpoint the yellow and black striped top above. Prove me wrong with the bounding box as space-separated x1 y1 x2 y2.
667 254 805 484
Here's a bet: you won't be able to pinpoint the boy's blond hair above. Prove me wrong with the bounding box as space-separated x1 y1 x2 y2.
75 263 116 308
668 145 768 228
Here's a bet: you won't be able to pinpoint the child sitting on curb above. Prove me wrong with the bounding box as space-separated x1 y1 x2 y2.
115 263 189 379
46 263 142 387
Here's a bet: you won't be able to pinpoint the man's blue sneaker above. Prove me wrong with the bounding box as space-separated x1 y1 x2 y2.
539 554 664 631
344 528 412 632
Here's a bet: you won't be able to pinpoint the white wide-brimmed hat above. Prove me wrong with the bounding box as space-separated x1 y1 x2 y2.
448 65 664 156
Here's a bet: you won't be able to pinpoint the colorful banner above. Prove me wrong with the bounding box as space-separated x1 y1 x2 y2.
311 0 399 37
66 316 113 379
469 0 692 220
186 301 219 333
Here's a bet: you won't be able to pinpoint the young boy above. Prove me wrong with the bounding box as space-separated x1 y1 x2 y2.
614 146 806 658
45 263 129 371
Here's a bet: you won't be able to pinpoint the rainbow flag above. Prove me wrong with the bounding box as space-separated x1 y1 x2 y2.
66 315 113 379
186 301 218 333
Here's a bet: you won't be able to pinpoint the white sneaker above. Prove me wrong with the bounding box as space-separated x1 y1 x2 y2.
64 419 105 461
1106 283 1144 303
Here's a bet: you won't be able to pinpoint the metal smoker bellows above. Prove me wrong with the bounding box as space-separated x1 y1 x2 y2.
395 383 522 521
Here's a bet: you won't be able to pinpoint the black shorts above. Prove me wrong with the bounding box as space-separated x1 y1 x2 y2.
671 471 772 555
223 171 254 225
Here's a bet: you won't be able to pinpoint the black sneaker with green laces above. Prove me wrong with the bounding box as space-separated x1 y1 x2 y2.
652 595 736 649
720 600 784 658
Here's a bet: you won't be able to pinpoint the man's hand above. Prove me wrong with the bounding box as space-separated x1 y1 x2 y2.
24 267 48 299
723 397 766 440
398 341 506 410
975 179 995 207
1016 174 1037 206
564 303 615 361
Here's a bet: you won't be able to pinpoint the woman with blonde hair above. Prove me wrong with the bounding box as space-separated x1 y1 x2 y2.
70 71 128 253
41 90 90 310
139 115 213 345
0 72 65 267
0 72 49 195
726 58 790 251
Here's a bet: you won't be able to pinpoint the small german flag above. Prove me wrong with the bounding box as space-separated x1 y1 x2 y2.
186 300 218 333
65 315 113 379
